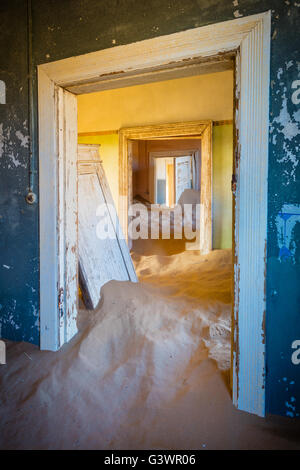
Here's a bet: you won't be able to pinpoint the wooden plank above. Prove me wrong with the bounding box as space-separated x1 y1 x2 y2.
56 87 79 346
199 124 212 254
38 68 59 351
77 123 232 138
63 90 78 342
78 144 137 309
41 15 262 87
78 130 118 137
66 58 234 95
57 86 66 348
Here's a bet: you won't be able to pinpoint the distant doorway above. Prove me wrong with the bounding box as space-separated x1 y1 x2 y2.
119 121 212 254
150 152 198 206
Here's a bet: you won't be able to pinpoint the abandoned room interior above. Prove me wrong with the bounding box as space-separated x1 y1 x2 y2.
0 1 300 451
77 68 234 307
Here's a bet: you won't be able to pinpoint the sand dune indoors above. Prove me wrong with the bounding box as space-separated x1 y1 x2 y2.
0 244 299 450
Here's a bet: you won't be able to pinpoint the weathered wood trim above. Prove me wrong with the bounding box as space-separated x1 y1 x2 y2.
65 57 234 95
200 124 212 254
149 150 195 158
78 130 119 137
40 15 261 88
78 121 233 136
39 72 78 351
232 11 270 417
38 68 59 350
57 86 65 348
63 90 78 343
119 121 212 252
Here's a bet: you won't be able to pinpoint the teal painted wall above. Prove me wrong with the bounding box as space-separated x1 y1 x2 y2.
0 0 299 416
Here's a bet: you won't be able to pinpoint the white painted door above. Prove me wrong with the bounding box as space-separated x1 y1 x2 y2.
175 156 192 202
78 145 137 309
57 88 78 347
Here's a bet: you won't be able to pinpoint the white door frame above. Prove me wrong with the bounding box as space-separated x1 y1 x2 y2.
38 11 271 416
119 121 211 250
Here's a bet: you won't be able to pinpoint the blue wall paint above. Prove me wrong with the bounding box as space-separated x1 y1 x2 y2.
0 1 39 344
0 0 299 416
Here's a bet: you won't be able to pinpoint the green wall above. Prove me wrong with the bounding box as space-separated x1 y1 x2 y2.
212 124 233 249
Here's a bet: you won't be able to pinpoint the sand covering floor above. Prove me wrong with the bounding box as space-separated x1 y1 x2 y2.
1 244 300 450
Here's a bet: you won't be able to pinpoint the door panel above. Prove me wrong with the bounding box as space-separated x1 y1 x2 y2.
57 88 78 346
78 144 138 309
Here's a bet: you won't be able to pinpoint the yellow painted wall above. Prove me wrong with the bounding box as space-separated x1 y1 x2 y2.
78 134 119 208
78 70 233 132
212 124 233 249
78 70 233 249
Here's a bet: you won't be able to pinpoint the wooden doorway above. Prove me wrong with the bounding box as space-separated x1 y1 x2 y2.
38 12 270 416
119 121 212 254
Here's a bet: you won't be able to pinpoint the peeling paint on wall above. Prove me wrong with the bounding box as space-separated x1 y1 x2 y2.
267 4 300 412
0 120 29 169
0 0 299 415
276 204 300 262
0 1 39 345
15 130 29 148
233 10 243 18
270 61 300 182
